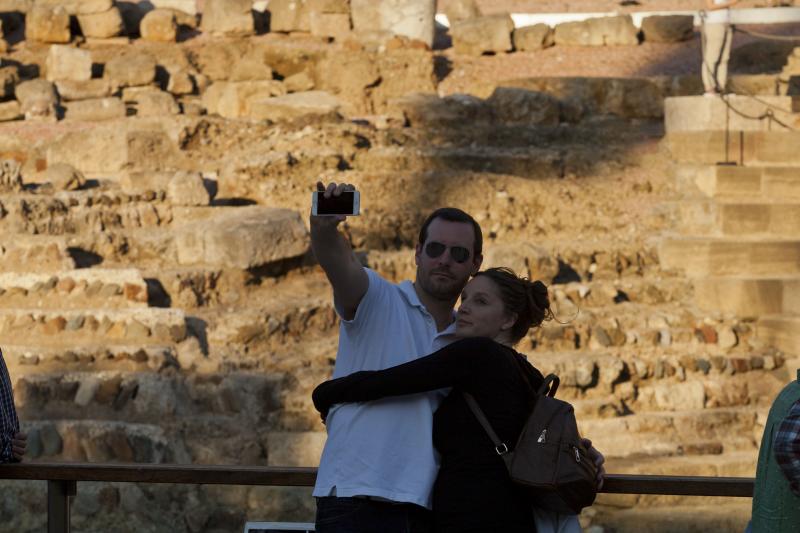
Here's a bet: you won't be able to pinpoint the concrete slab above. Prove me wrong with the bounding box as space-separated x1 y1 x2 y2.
659 237 800 277
665 131 800 165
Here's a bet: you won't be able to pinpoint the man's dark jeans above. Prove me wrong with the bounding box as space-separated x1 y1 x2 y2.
315 496 433 533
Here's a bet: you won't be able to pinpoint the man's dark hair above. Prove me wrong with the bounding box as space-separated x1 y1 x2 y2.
418 208 483 257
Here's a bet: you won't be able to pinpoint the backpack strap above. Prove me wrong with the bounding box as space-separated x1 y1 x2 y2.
537 374 560 398
462 392 509 456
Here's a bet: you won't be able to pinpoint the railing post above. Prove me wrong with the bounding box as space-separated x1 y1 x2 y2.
47 479 76 533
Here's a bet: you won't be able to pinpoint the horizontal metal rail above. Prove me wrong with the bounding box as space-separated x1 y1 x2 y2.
0 463 755 533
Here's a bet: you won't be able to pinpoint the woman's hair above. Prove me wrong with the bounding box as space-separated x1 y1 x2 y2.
473 267 554 344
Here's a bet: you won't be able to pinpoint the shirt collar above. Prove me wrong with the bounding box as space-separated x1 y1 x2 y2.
399 280 458 333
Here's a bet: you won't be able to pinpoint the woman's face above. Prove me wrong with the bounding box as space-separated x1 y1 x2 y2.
455 276 516 341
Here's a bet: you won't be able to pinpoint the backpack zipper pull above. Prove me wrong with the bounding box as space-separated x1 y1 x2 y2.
574 446 581 462
537 429 547 443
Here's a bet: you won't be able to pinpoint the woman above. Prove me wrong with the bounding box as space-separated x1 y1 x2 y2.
313 267 582 532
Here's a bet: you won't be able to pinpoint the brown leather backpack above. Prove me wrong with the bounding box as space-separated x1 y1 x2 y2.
463 373 598 514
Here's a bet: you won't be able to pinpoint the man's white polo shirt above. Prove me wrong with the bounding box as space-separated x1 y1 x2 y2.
312 268 457 509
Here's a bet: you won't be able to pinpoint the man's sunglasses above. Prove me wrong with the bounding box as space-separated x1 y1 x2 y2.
424 242 471 263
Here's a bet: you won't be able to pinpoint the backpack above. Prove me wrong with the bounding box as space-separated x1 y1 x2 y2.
463 373 598 514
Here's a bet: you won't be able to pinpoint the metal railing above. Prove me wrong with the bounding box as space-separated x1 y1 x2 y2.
0 462 755 533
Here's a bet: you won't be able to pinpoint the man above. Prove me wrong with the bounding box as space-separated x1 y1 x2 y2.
1 348 26 463
750 369 800 532
310 182 604 532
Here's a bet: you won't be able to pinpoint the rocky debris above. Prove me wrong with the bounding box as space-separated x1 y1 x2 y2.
77 5 125 39
486 87 560 125
248 90 342 122
63 97 127 121
200 0 255 36
44 162 86 191
167 171 210 206
0 66 19 100
26 4 71 43
351 0 435 48
175 206 309 269
166 69 195 95
554 15 639 47
0 159 23 192
105 52 157 89
641 15 694 43
513 23 554 51
45 45 93 82
129 89 180 116
140 8 178 42
450 14 514 56
15 79 58 121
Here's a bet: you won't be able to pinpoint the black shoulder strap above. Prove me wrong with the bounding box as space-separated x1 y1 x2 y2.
537 374 560 398
462 392 509 455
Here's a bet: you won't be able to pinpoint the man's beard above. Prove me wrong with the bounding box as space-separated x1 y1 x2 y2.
417 266 467 301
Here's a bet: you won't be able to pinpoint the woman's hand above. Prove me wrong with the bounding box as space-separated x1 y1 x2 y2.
581 437 606 490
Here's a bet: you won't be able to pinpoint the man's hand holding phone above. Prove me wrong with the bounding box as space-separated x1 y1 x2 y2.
311 182 360 229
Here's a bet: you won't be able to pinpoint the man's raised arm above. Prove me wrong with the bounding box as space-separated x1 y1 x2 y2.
310 182 368 321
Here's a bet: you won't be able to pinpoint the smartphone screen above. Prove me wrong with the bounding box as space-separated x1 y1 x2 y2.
314 191 358 215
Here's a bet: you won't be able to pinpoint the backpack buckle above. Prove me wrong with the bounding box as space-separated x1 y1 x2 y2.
495 443 509 455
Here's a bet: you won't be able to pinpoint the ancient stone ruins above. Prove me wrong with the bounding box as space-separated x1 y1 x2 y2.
0 0 798 531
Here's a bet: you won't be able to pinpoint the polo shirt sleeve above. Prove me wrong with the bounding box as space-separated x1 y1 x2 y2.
336 268 393 332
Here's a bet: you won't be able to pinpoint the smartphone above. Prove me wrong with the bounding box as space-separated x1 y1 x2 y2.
311 190 360 216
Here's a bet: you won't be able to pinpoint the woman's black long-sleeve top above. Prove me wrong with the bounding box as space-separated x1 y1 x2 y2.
312 337 544 533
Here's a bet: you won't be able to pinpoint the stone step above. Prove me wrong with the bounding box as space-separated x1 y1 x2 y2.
665 95 798 133
0 269 149 309
693 276 800 317
676 165 800 200
0 235 75 273
0 307 187 347
665 130 800 166
3 343 179 374
757 315 800 356
659 236 800 277
676 200 800 237
578 407 759 459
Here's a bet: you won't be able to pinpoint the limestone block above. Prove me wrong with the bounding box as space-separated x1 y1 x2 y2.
132 89 180 116
56 79 112 101
443 0 479 23
641 15 694 43
140 8 177 42
513 24 554 51
175 206 309 269
0 101 22 121
310 11 350 40
167 171 209 206
451 14 514 56
486 87 560 125
482 241 558 281
45 162 86 190
40 423 63 455
36 0 113 15
202 80 286 118
248 90 342 121
166 70 195 95
388 92 490 126
230 49 273 82
351 0 435 47
201 0 254 36
15 78 58 120
284 70 314 92
269 0 312 32
77 6 124 38
0 66 19 100
47 125 182 174
309 0 350 13
0 159 22 192
64 97 126 121
105 52 157 88
151 0 197 15
26 5 71 43
555 15 639 46
45 45 92 82
74 377 100 407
